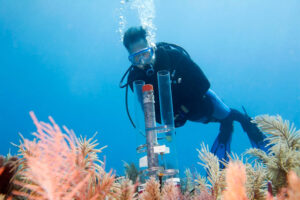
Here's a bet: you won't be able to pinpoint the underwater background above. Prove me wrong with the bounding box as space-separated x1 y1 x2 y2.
0 0 299 176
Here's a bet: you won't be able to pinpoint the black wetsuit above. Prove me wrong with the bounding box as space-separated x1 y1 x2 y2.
127 46 213 127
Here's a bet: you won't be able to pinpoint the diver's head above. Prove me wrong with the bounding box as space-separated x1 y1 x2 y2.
123 26 155 68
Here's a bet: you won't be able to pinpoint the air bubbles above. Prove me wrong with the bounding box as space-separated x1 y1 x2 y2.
117 0 157 44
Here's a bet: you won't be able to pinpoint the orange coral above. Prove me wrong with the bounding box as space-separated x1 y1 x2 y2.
12 111 115 200
287 171 300 200
89 169 116 200
222 162 248 200
117 178 138 200
161 182 181 200
193 189 214 200
13 112 92 199
265 192 274 200
139 177 161 200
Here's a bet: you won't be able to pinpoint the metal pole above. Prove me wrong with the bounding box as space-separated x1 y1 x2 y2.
142 84 159 176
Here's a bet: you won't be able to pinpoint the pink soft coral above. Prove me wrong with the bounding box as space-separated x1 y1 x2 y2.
287 171 300 200
222 162 248 200
139 177 161 200
13 111 114 200
161 182 181 200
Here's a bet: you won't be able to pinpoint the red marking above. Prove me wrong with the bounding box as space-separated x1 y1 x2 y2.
268 181 273 195
142 84 153 92
0 167 4 175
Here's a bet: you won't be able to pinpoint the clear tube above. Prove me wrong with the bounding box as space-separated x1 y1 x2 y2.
133 80 146 137
157 70 179 181
157 70 175 138
133 80 148 180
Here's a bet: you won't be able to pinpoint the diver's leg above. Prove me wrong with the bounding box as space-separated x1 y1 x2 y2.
205 89 233 166
193 89 231 123
204 89 269 160
229 109 269 152
211 118 233 168
206 89 231 121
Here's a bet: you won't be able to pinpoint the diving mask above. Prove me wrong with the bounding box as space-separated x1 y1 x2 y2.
128 47 154 65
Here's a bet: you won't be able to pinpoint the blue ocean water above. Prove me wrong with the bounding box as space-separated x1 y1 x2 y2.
0 0 299 176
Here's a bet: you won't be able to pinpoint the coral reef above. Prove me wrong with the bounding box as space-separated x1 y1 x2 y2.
0 113 299 200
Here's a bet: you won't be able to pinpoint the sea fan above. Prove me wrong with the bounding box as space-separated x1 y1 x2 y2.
139 177 161 200
197 143 225 198
222 161 248 200
247 115 300 194
12 111 115 200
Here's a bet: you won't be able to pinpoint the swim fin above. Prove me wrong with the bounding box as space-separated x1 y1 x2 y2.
211 119 233 168
241 107 270 152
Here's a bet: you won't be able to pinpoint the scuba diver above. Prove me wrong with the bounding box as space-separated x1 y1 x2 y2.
119 26 269 165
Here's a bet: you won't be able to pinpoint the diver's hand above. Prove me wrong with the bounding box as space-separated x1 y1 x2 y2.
166 135 172 142
174 113 187 127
